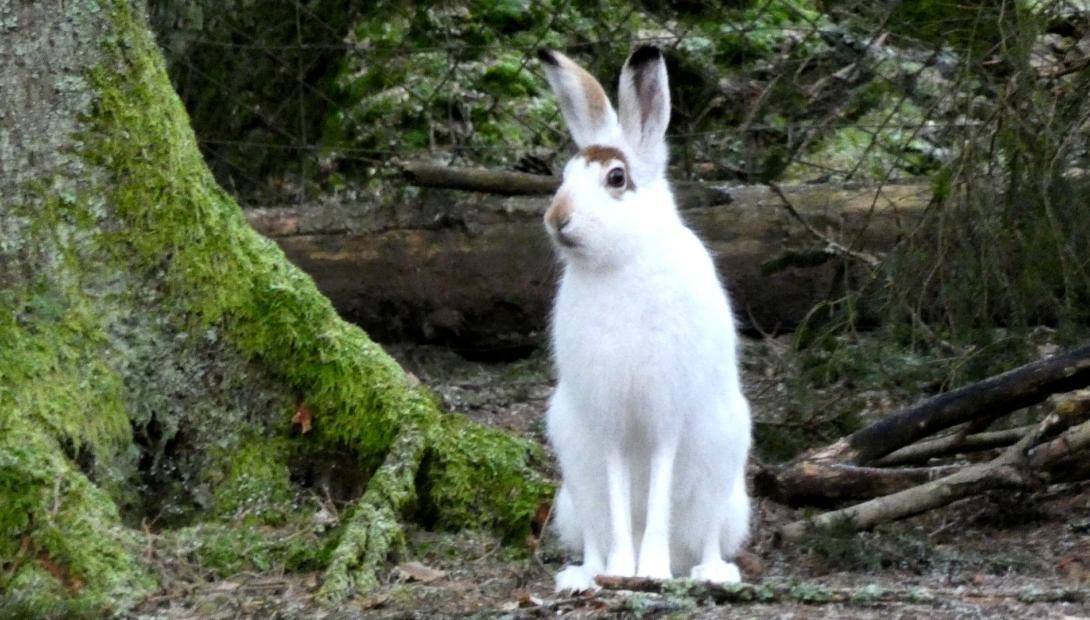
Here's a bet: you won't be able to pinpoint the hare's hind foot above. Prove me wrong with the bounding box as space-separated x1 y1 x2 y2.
690 559 741 584
555 564 601 593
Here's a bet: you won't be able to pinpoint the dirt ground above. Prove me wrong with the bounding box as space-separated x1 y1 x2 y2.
135 339 1090 619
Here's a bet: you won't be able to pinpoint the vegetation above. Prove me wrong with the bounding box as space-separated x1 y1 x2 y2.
155 0 981 198
154 0 1090 382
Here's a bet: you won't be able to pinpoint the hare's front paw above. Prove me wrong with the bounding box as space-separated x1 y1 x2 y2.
605 550 636 577
555 565 600 593
690 560 741 584
636 548 672 580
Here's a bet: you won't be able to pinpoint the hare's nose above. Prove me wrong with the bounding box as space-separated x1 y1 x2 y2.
545 191 574 231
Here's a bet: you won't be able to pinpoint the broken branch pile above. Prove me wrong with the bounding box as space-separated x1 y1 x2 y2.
754 343 1090 540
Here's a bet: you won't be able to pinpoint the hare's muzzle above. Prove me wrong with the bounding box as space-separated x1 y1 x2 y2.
545 190 578 248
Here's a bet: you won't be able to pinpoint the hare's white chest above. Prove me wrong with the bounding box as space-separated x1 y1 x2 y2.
550 232 736 435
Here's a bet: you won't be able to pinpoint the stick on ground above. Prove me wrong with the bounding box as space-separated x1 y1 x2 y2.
839 343 1090 466
874 425 1032 467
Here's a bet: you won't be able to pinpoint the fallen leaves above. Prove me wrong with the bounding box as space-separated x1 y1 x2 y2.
291 402 312 434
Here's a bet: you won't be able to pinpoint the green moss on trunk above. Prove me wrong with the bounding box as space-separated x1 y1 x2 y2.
1 0 552 613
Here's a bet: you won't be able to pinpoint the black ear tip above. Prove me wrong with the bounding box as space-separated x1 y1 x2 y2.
537 48 559 66
627 45 662 67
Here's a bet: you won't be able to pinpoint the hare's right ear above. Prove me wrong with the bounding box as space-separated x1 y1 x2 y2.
618 46 670 183
538 49 619 148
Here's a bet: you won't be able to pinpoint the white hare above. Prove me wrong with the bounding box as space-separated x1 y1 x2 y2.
538 46 753 592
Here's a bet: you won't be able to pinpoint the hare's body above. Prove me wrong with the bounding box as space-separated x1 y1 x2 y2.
538 46 752 591
547 179 751 587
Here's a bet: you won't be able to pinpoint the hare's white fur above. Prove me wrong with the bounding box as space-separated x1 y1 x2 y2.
540 47 752 592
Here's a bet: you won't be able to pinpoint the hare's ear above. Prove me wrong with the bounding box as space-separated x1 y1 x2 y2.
538 49 619 148
618 46 670 181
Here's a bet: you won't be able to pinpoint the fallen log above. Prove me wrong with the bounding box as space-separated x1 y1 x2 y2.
840 345 1090 465
401 164 561 195
400 163 734 208
247 177 930 353
761 350 1090 504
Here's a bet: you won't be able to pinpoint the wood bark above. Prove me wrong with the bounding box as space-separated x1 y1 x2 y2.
247 180 930 353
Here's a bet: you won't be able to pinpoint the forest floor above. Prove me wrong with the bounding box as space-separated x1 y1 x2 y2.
134 338 1090 619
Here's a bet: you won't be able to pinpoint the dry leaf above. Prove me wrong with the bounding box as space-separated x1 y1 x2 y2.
516 591 543 608
292 403 313 434
395 561 447 583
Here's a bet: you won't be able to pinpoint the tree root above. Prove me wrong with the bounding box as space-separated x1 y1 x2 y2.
318 426 427 605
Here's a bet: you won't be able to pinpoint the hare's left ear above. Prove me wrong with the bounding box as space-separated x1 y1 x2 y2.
538 48 620 149
618 46 670 183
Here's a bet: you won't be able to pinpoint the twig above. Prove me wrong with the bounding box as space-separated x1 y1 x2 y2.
766 181 880 267
1044 55 1090 80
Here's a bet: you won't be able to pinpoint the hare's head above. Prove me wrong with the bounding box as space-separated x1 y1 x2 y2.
538 46 674 267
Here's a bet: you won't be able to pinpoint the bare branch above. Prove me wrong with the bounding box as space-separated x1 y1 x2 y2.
874 425 1032 467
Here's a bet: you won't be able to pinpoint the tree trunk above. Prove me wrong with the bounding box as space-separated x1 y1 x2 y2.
0 2 550 614
246 178 930 353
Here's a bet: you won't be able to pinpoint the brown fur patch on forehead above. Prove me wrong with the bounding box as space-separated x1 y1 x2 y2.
577 145 636 192
578 145 629 168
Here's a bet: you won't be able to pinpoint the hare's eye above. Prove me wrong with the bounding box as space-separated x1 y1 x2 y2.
606 167 626 189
